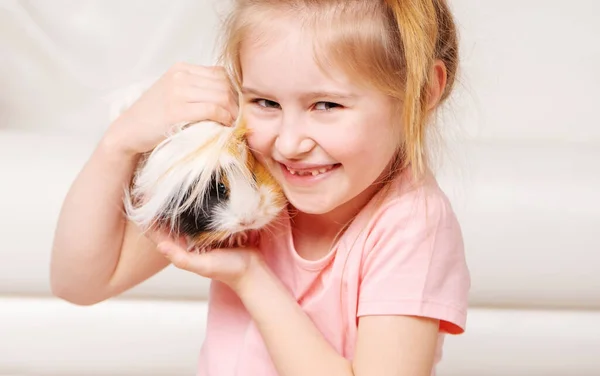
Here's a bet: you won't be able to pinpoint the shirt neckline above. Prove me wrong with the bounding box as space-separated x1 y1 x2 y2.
281 209 339 271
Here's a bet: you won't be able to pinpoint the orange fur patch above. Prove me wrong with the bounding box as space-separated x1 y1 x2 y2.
232 117 286 207
191 230 231 249
254 161 282 192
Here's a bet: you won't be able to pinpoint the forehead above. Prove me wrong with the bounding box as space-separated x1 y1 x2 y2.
239 18 358 97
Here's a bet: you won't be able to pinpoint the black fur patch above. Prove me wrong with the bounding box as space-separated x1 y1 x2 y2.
161 171 229 237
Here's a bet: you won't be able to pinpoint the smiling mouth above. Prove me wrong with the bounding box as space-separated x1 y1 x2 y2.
282 163 340 176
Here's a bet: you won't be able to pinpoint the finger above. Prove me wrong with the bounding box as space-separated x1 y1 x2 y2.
180 74 238 113
177 86 238 117
170 69 237 113
173 70 231 92
184 66 237 101
176 63 230 82
190 65 230 82
170 62 214 79
176 102 236 127
147 228 187 248
157 241 191 269
157 241 211 275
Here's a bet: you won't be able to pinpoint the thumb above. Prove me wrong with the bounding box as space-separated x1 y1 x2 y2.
157 241 213 275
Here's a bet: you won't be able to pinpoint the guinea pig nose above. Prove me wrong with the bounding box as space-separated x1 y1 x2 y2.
239 219 256 227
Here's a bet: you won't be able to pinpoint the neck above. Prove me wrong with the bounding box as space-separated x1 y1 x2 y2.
289 180 385 244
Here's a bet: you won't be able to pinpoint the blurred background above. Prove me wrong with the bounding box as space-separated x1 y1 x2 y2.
0 0 599 375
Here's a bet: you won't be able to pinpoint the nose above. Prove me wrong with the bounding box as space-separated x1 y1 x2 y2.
275 112 315 159
239 219 256 227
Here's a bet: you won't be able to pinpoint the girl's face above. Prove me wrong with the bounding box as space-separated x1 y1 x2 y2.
240 22 399 220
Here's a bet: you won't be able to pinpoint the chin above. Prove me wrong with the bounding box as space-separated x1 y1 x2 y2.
285 192 338 215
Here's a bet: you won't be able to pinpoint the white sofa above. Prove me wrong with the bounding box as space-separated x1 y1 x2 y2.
1 1 599 375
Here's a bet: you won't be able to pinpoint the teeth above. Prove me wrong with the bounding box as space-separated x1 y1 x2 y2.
286 165 334 176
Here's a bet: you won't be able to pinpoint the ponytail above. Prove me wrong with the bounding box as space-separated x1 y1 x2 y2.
385 0 452 179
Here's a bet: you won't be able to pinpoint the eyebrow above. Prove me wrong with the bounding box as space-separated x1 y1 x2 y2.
241 86 357 101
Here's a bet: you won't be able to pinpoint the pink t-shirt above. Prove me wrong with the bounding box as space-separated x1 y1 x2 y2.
196 170 471 375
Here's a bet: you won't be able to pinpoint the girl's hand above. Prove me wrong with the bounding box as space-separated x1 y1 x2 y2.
153 235 262 293
104 62 238 157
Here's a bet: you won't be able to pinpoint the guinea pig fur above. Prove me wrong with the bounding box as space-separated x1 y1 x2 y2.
123 119 287 252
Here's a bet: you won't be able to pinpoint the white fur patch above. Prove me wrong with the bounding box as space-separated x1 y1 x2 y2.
211 167 264 232
124 121 235 232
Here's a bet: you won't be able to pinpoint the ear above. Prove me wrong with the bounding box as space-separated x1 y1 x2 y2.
426 59 448 111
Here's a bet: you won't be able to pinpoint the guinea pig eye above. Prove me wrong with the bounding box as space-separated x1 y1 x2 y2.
217 182 228 196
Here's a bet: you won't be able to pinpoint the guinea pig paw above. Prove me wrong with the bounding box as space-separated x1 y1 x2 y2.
237 232 248 247
226 236 236 248
235 232 249 248
187 243 207 254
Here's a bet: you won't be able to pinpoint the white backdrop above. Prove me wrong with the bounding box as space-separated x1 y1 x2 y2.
1 1 599 375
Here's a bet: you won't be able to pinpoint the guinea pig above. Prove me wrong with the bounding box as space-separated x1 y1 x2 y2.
123 118 287 253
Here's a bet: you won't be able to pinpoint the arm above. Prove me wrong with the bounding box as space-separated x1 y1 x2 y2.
50 62 238 305
50 129 170 306
235 258 439 376
353 315 439 375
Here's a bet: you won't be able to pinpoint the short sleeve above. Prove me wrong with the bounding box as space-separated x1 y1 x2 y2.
357 189 471 334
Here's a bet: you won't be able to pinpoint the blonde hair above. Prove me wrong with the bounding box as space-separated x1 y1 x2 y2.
217 0 459 184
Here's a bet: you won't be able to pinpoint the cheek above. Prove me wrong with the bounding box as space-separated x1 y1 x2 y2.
245 119 275 160
246 135 266 161
337 117 397 167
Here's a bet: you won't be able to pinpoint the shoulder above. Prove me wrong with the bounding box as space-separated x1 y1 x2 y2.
364 170 461 251
355 170 471 335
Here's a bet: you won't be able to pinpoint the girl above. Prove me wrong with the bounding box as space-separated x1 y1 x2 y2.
50 1 470 375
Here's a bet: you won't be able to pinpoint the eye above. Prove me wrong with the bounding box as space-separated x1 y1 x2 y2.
314 102 341 111
253 98 281 109
217 182 228 197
